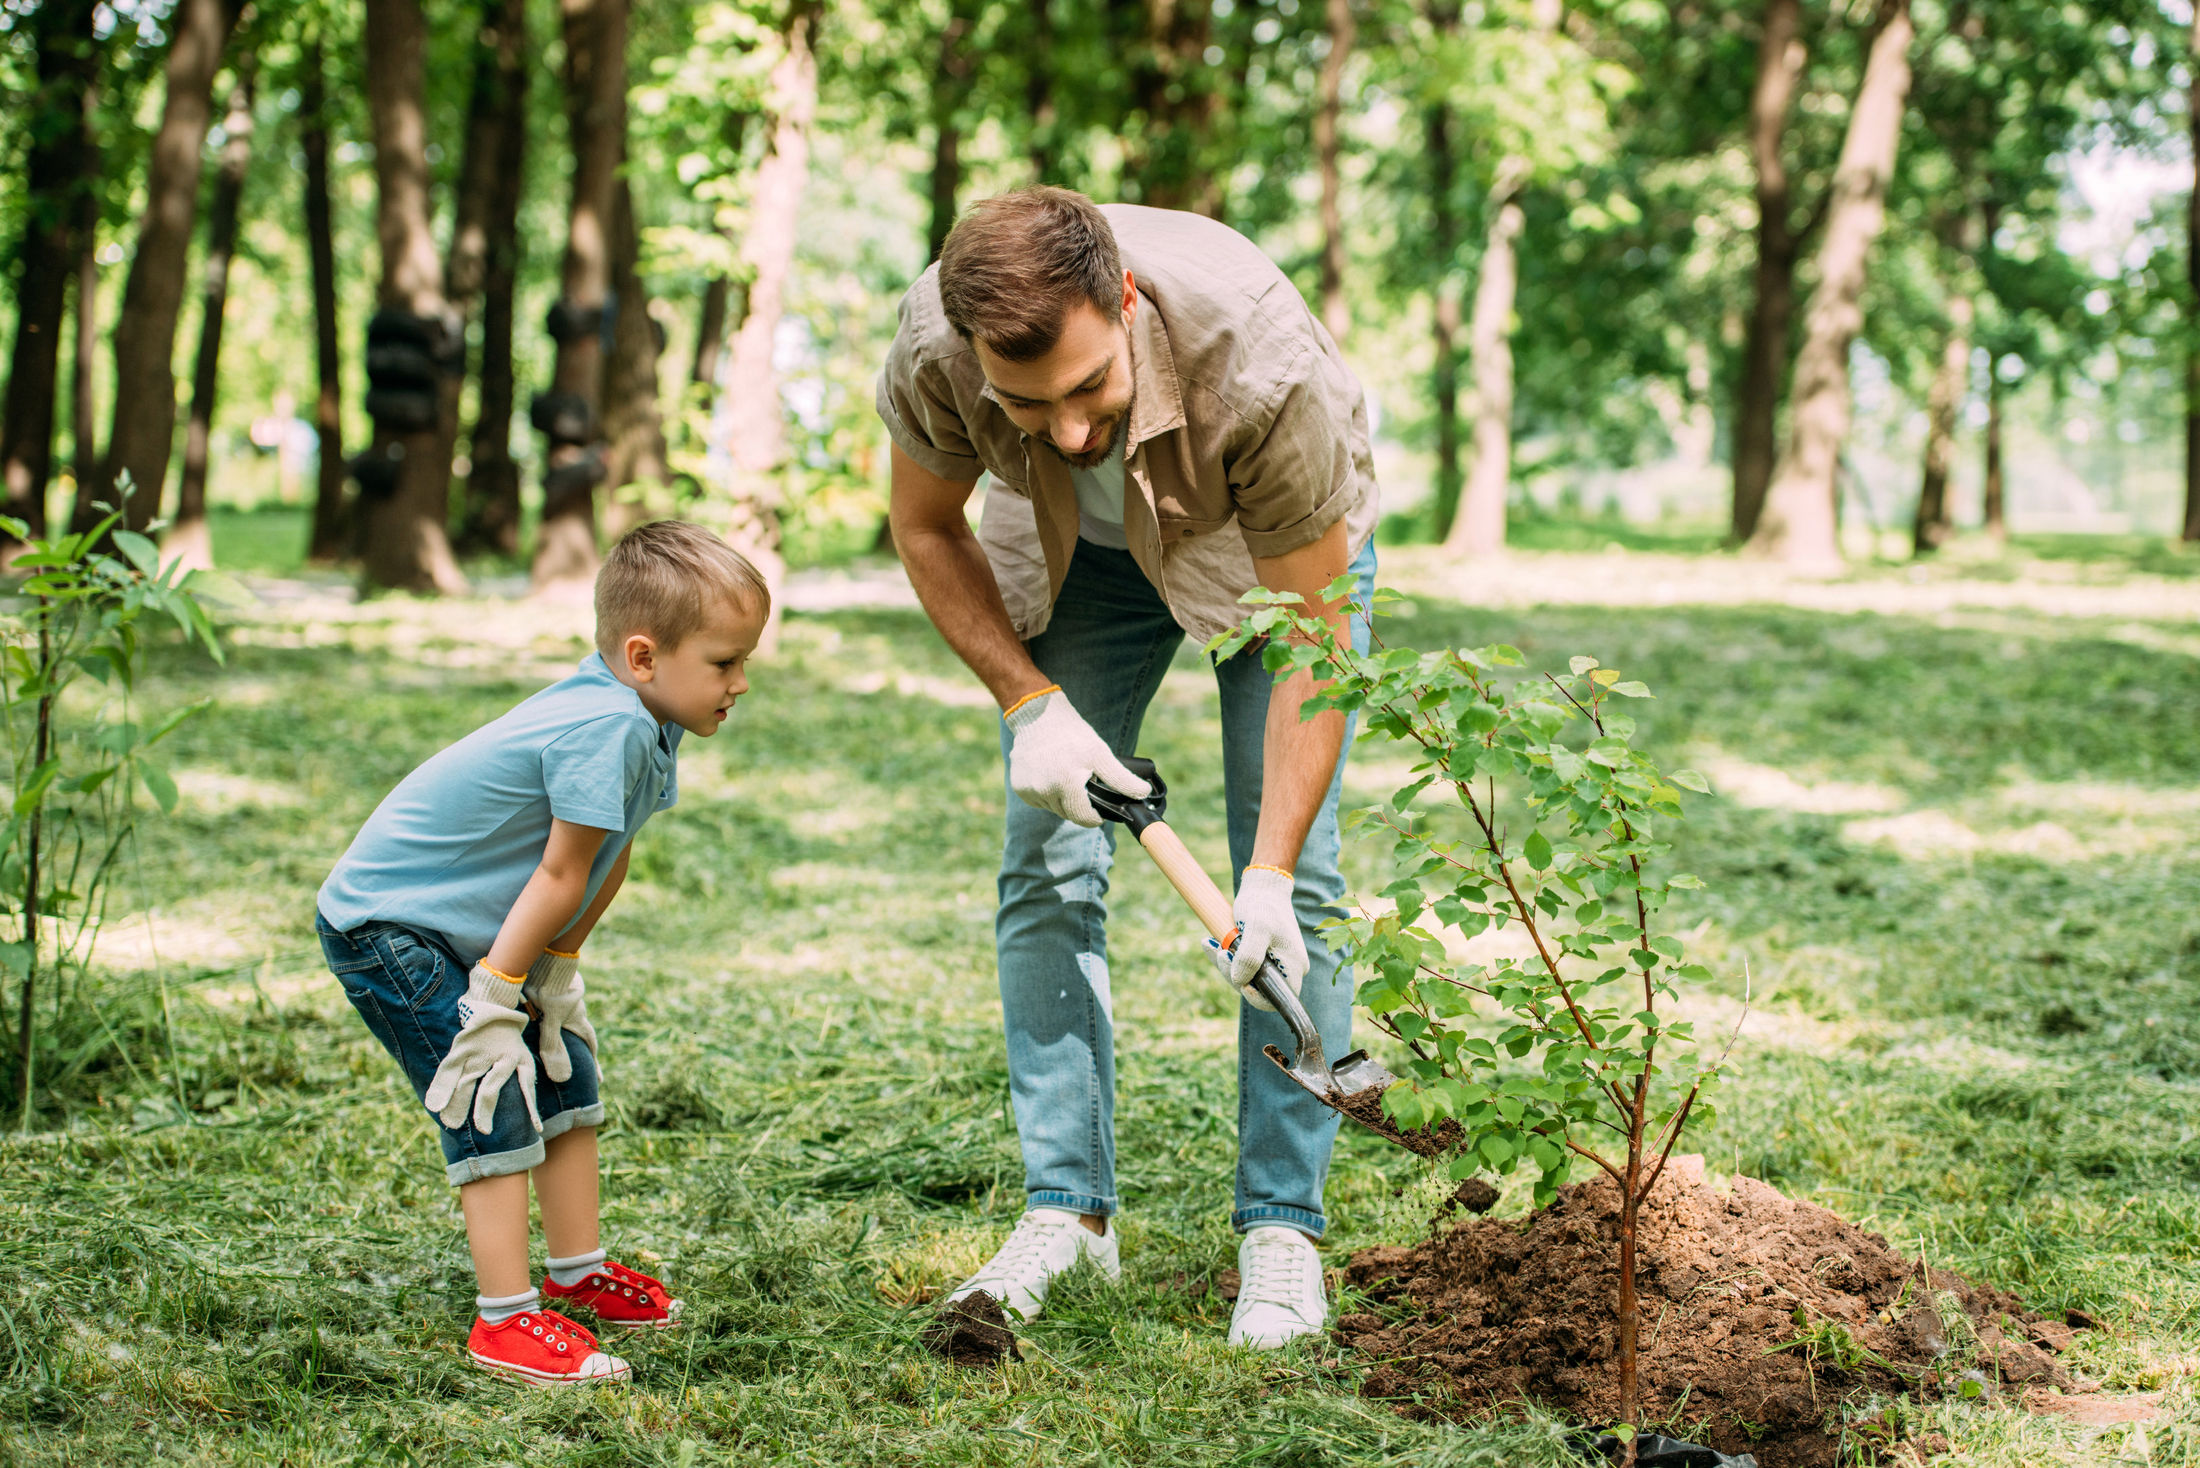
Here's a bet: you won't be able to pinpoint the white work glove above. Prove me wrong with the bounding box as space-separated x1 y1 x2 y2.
1204 865 1306 1013
1003 685 1151 828
524 948 599 1084
423 963 541 1134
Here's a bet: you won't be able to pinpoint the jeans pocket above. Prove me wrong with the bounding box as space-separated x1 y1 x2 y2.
377 929 460 1014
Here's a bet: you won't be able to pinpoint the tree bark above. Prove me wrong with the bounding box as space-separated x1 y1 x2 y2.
303 34 350 563
928 1 978 264
720 0 822 649
1427 98 1462 542
2186 8 2200 543
358 0 467 594
169 65 258 572
457 0 530 558
1314 0 1355 344
1027 0 1057 181
1982 368 2005 542
1746 0 1913 568
1730 0 1806 544
1443 167 1525 558
1124 0 1221 215
600 176 669 540
691 275 732 408
1911 259 1972 557
1 0 100 546
80 0 238 537
70 219 99 508
531 0 629 591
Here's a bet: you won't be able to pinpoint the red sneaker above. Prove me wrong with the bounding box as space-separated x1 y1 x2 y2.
467 1307 631 1386
542 1258 683 1329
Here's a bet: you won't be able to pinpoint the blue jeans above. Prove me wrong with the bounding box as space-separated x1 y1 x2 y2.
317 913 603 1186
996 536 1376 1238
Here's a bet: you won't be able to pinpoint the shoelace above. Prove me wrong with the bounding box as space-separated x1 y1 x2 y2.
968 1213 1079 1287
1239 1236 1318 1306
509 1312 590 1355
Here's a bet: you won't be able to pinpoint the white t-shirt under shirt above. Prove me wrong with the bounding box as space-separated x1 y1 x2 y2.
1071 439 1129 549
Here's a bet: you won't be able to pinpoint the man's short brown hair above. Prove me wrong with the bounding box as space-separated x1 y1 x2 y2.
937 187 1123 362
595 519 770 659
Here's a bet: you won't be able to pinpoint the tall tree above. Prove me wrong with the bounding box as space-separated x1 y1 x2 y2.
1911 215 1976 556
1314 0 1355 343
600 176 669 538
1444 161 1525 557
357 0 467 593
69 229 99 510
169 64 259 571
720 0 823 646
76 0 240 536
1121 0 1221 214
1729 0 1807 544
2187 8 2200 543
928 0 980 263
1027 0 1057 180
1 0 101 545
1424 0 1463 540
1747 0 1913 567
302 31 350 562
454 0 531 556
532 0 630 591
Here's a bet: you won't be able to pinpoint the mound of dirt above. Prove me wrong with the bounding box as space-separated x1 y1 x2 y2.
922 1290 1020 1368
1336 1161 2079 1468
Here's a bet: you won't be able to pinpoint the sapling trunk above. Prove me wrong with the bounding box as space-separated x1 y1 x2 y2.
15 620 52 1127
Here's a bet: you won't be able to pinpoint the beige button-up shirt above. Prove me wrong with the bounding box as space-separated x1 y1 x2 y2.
876 205 1381 644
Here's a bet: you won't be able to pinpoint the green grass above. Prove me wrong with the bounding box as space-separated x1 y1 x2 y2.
3 565 2198 1465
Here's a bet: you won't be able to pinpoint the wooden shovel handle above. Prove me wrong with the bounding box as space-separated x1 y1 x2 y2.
1134 820 1237 943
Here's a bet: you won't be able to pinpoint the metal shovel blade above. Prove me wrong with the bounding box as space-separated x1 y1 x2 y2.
1246 957 1398 1105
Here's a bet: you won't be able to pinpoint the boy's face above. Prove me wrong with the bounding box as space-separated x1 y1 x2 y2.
620 596 767 737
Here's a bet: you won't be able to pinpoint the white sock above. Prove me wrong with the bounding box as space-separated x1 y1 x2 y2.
476 1288 539 1325
546 1248 607 1287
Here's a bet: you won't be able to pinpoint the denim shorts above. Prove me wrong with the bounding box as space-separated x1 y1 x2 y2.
316 912 603 1186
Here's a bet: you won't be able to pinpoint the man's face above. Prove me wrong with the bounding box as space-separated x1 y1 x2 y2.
974 273 1138 469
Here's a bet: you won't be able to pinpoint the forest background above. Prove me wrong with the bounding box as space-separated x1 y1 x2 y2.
2 0 2197 589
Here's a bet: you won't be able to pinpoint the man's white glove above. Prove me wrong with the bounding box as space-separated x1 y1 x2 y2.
524 948 600 1084
424 963 542 1134
1004 685 1152 828
1204 865 1306 1013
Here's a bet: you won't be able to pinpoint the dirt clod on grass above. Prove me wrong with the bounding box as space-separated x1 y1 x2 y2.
1336 1161 2075 1468
922 1290 1020 1368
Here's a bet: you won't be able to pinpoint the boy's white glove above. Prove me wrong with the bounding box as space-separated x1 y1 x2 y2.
1204 865 1305 1013
424 964 541 1134
525 949 599 1084
1004 685 1151 828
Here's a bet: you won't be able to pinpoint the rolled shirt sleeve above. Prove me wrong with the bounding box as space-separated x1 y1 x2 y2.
876 286 987 483
1226 349 1359 560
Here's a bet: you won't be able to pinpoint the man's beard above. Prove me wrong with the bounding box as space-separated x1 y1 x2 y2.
1042 399 1132 470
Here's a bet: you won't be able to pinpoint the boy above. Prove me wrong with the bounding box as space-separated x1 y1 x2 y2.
316 520 767 1386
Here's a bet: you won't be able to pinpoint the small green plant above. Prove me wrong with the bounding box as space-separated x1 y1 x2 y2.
1213 581 1739 1445
0 500 224 1124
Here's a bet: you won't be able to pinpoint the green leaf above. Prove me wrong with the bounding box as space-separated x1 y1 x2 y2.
1670 769 1711 794
134 758 180 815
112 530 163 578
1568 656 1598 675
1524 831 1552 871
1610 681 1652 699
1478 1133 1514 1167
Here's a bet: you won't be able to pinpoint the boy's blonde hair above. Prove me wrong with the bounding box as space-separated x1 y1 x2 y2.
594 520 770 658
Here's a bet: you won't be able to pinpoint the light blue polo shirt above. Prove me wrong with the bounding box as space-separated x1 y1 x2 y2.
318 653 682 959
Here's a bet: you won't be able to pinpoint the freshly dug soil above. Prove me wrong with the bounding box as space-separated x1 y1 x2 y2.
1336 1162 2077 1468
922 1290 1020 1368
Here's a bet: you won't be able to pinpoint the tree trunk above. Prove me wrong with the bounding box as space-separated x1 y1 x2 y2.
1027 0 1057 181
600 176 669 540
1730 0 1806 544
1124 0 1221 215
70 219 99 507
691 275 732 408
928 1 978 264
1911 269 1971 557
531 0 629 592
1982 368 2005 542
1 0 100 547
169 64 258 572
720 0 821 649
1314 0 1354 344
357 0 467 594
457 0 530 559
81 0 238 537
1427 99 1462 542
1443 167 1525 558
1746 0 1913 568
2186 8 2200 543
303 34 350 563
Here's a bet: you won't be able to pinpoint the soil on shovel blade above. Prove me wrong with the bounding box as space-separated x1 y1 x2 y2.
1335 1161 2080 1467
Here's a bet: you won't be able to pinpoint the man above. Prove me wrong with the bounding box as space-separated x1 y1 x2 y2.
877 187 1379 1348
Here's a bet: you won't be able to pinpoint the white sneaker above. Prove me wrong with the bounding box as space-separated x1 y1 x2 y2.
948 1207 1119 1322
1228 1225 1328 1348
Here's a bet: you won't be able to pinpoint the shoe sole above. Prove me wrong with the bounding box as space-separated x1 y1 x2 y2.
469 1351 632 1386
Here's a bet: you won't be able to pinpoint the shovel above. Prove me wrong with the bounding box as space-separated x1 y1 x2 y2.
1085 756 1397 1108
